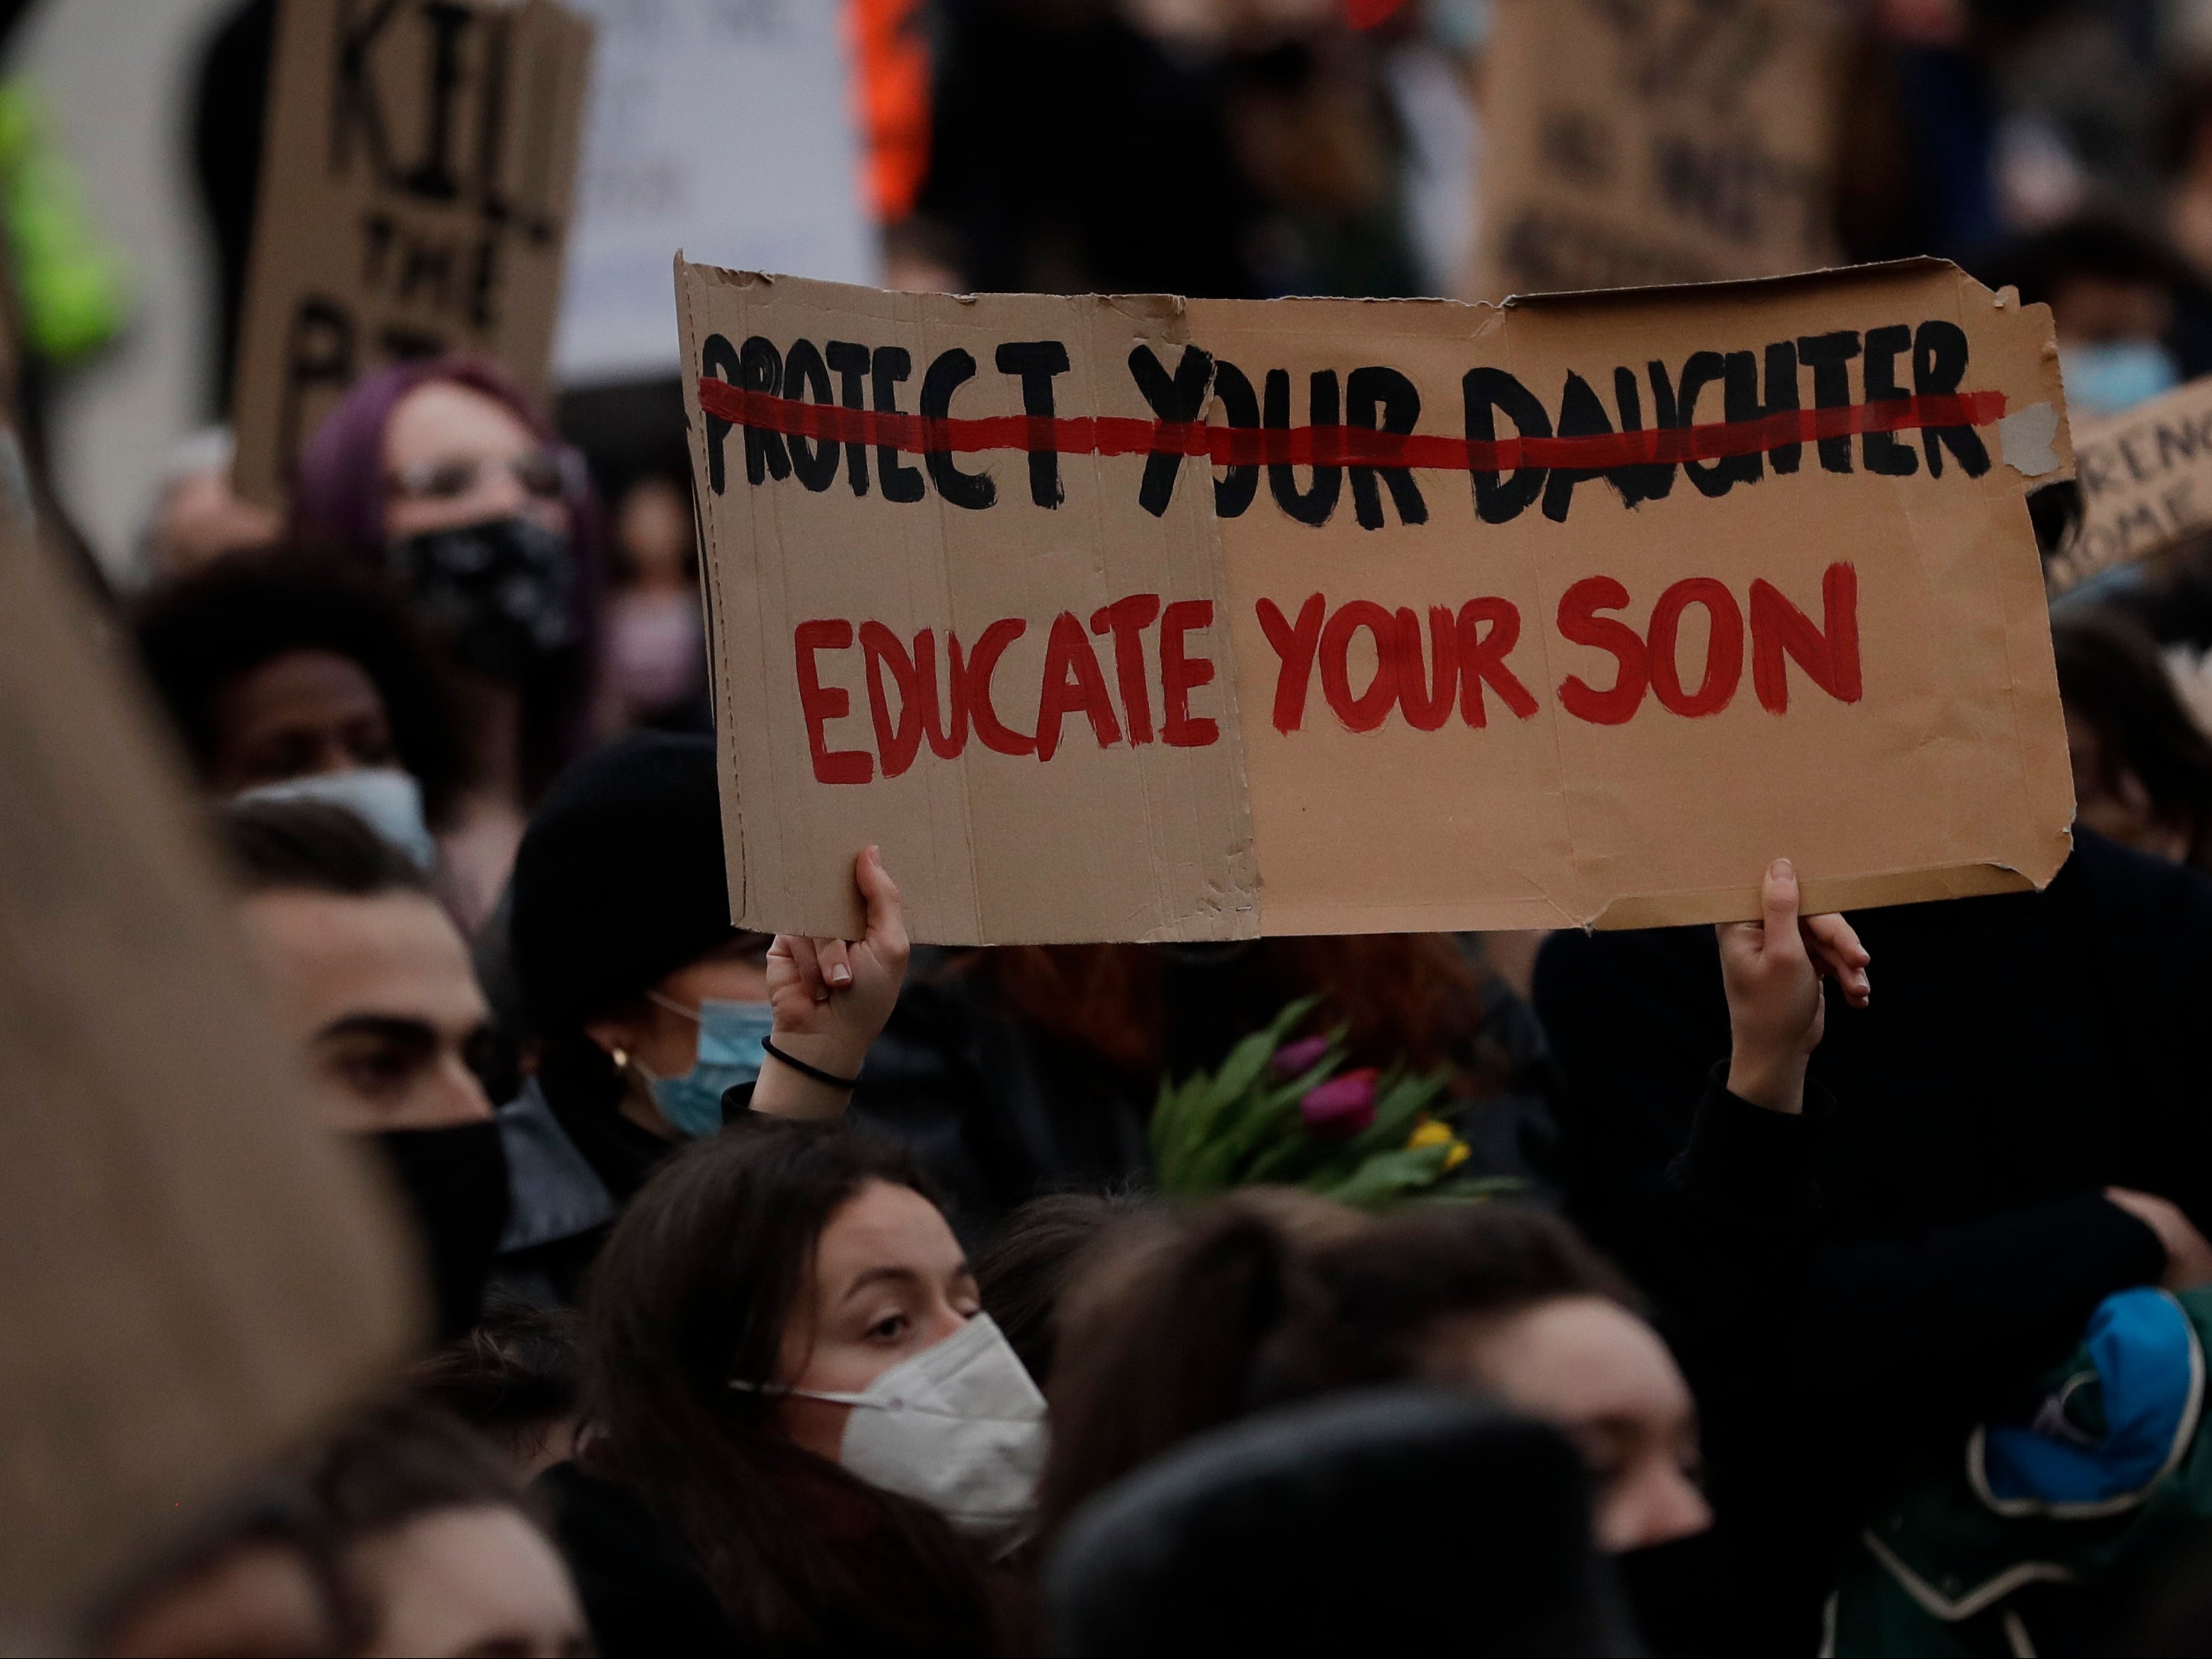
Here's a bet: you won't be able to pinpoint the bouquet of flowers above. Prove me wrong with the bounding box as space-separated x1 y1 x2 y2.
1149 997 1512 1208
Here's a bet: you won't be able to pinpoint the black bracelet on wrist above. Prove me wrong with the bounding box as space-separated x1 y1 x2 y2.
763 1037 861 1090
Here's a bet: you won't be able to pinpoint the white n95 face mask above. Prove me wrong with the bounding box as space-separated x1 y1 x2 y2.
732 1313 1047 1558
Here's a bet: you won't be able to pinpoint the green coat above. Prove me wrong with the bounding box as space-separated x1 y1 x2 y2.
1831 1286 2212 1656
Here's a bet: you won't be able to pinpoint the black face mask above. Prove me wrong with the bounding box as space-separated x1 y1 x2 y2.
366 1119 511 1340
1614 1527 1729 1657
389 515 578 682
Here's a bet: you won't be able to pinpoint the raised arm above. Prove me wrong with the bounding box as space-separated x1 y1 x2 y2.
750 846 910 1121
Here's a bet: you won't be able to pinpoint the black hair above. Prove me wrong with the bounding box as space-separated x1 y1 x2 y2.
975 1189 1153 1387
1976 215 2189 309
216 797 431 898
581 1116 997 1653
132 550 466 825
409 1295 582 1467
1035 1197 1630 1549
2053 608 2212 870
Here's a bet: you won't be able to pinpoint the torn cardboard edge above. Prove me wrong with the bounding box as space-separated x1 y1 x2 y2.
679 257 2076 945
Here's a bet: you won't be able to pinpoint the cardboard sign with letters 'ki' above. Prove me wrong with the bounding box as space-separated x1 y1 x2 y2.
676 256 2076 946
231 0 595 507
1474 0 1849 301
2047 374 2212 593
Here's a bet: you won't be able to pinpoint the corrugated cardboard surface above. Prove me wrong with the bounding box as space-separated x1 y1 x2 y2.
678 263 1259 945
0 530 416 1636
681 260 2074 943
232 0 593 506
1473 0 1848 301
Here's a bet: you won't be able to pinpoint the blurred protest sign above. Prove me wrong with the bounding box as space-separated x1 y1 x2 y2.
1473 0 1848 300
0 528 415 1637
554 0 876 386
2047 376 2212 592
232 0 595 506
678 257 2074 944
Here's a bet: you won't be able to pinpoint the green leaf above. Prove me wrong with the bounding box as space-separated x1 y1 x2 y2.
1166 998 1323 1191
1319 1142 1456 1209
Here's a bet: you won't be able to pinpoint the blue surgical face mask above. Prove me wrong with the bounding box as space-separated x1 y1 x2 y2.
234 767 436 869
637 993 774 1138
2059 340 2180 419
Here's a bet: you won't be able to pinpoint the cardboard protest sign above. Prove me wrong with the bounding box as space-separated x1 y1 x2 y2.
232 0 595 506
677 257 2074 944
2048 376 2212 592
1473 0 1847 300
0 528 415 1632
554 0 876 385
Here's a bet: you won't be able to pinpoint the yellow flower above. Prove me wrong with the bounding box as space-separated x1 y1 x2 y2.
1443 1138 1471 1173
1405 1119 1453 1151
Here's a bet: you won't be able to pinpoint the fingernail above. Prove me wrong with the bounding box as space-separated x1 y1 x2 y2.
830 965 852 986
1772 858 1794 879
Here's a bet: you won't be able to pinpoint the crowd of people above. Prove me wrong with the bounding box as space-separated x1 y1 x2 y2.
73 353 2212 1655
22 0 2212 1655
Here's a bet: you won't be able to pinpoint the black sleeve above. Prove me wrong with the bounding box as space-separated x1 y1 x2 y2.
1646 1074 2166 1653
1648 1070 1833 1527
1799 1191 2164 1478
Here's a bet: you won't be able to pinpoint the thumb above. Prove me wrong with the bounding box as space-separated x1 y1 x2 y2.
854 845 908 957
1762 858 1804 952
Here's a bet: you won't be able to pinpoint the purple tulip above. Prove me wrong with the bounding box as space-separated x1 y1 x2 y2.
1301 1068 1379 1139
1271 1035 1331 1078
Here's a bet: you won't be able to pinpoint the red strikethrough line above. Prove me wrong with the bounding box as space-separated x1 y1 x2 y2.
695 379 2008 473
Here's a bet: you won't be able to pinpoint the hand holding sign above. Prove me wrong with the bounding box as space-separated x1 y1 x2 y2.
1717 858 1870 1115
754 848 910 1120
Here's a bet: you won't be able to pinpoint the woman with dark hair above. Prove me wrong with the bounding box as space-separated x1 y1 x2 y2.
288 355 605 925
1036 1191 1710 1562
544 840 1046 1653
577 1116 1026 1655
1037 876 1878 1568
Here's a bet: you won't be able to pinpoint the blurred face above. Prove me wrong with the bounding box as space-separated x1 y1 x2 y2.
208 650 397 793
2049 274 2171 348
346 1505 587 1659
382 381 571 542
2066 709 2192 863
614 475 693 588
239 889 495 1131
1423 1295 1711 1553
103 1542 336 1658
774 1179 980 1462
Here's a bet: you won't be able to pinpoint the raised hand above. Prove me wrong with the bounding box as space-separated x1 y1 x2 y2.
1716 858 1870 1114
755 847 909 1119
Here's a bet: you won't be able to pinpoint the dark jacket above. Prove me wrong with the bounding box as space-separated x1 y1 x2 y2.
1538 831 2212 1652
1647 1072 2164 1652
1536 828 2212 1261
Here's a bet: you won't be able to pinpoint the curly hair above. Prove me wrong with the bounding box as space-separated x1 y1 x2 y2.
131 549 467 825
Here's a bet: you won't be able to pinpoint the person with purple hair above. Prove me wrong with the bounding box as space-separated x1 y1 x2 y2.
289 356 604 931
